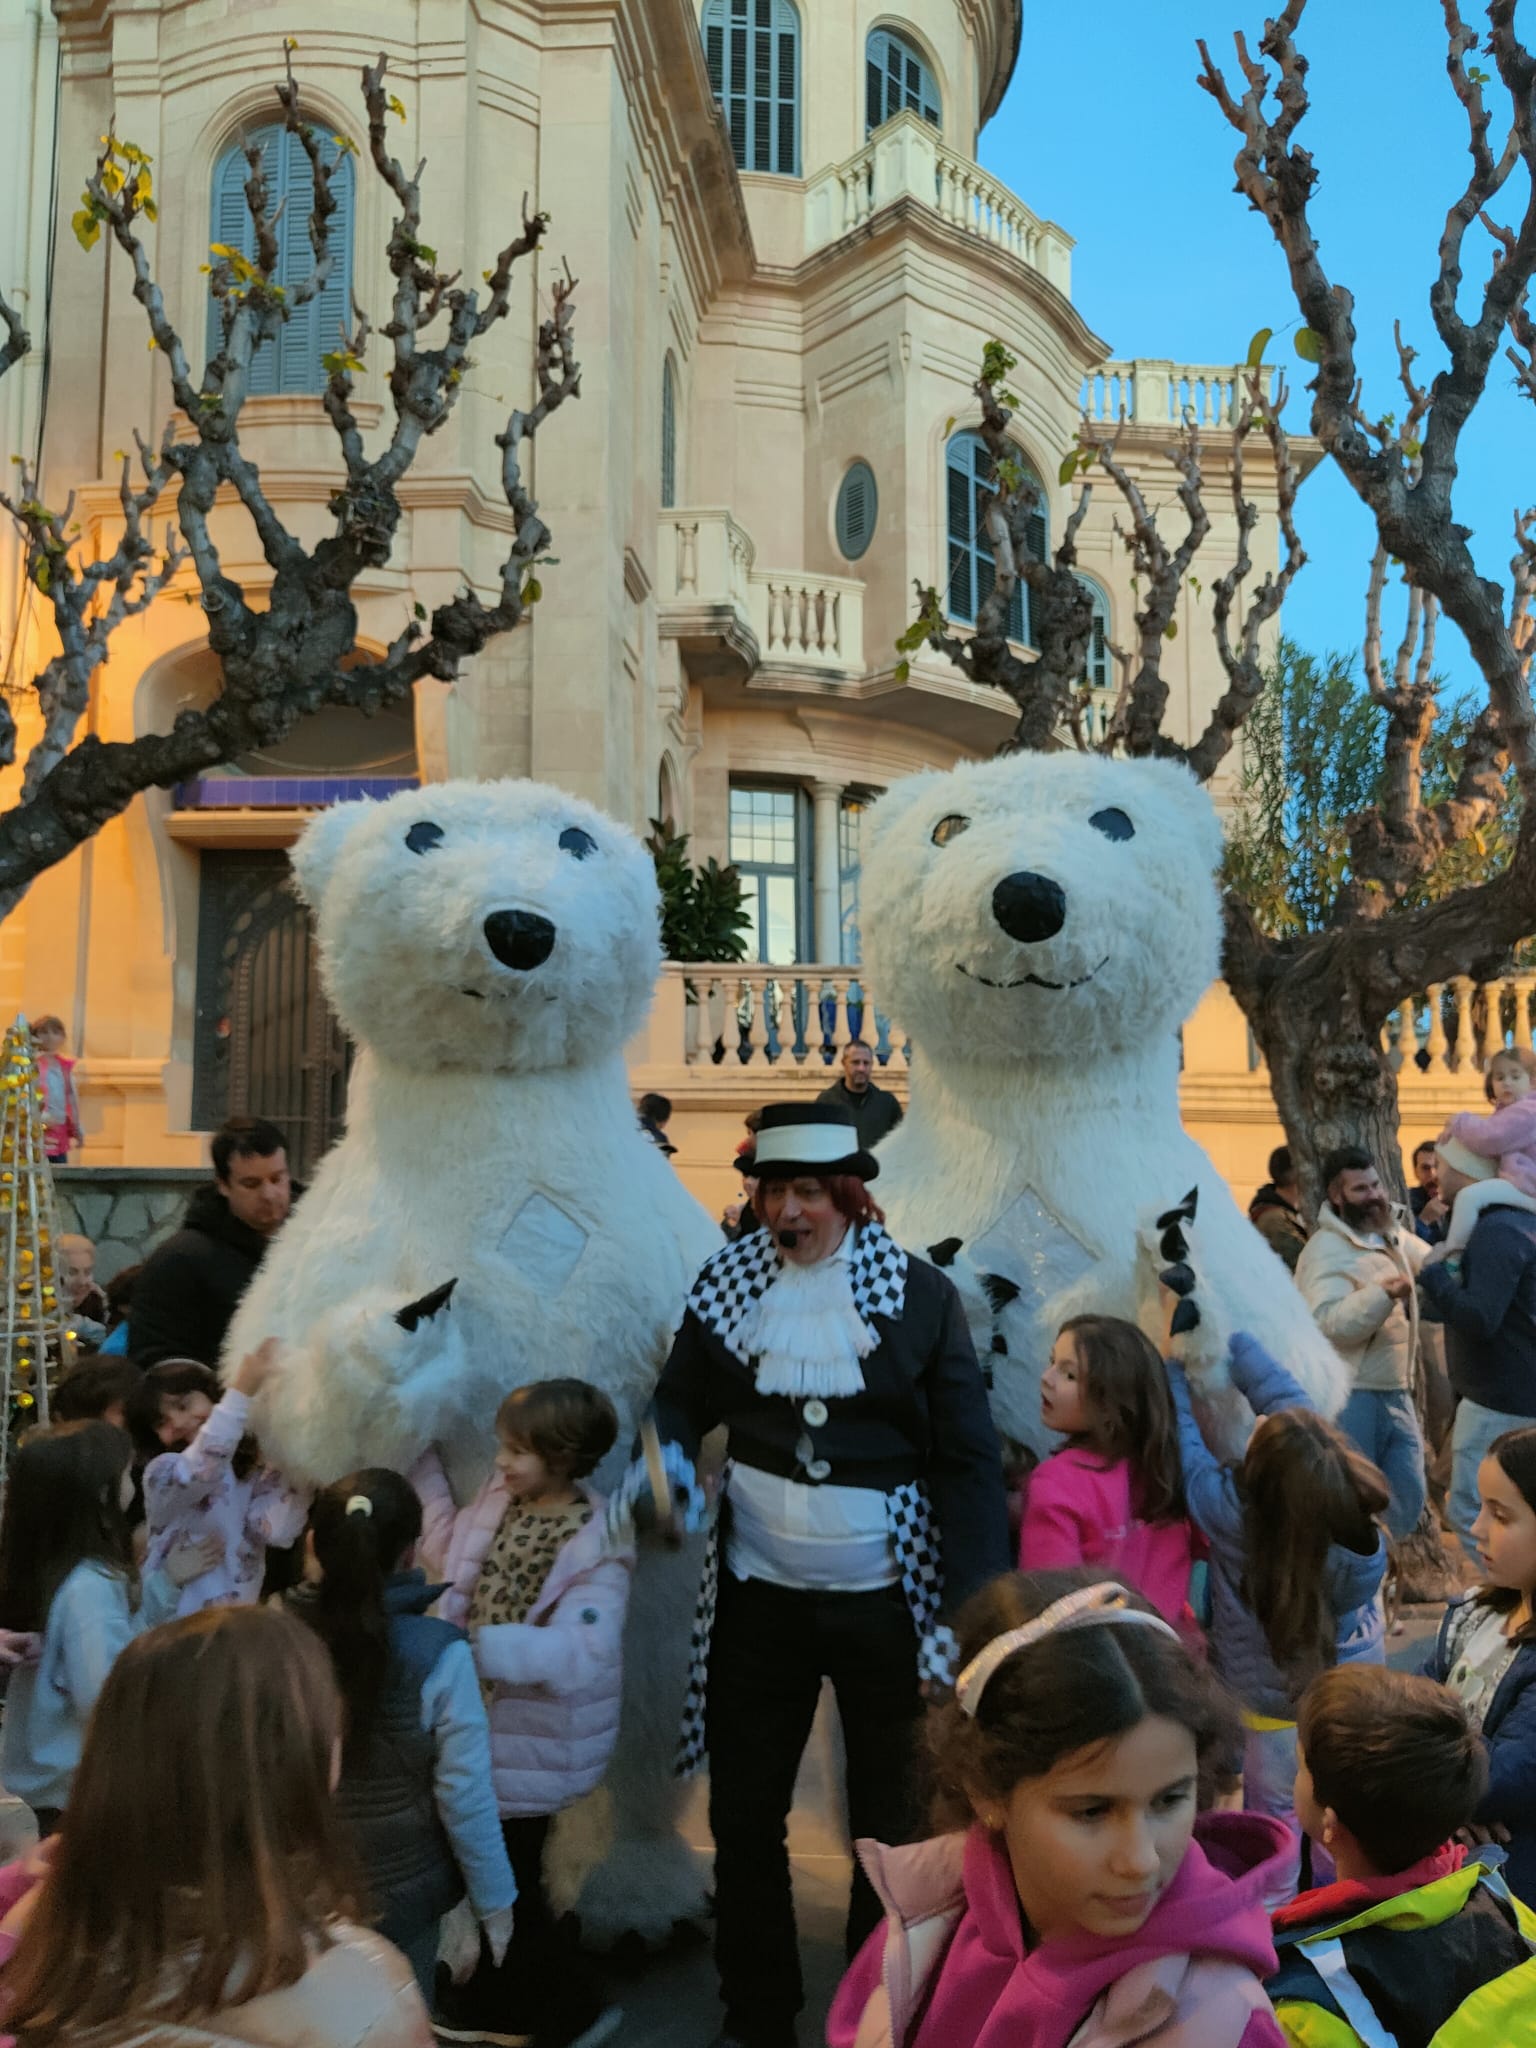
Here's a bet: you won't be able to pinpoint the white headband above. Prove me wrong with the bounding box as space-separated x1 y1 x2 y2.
955 1581 1181 1718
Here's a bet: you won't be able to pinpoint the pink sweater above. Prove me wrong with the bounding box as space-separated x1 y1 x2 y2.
829 1814 1290 2048
1446 1098 1536 1198
1018 1448 1202 1643
412 1452 633 1820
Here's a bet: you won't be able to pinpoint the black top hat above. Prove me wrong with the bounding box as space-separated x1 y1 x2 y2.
735 1102 879 1183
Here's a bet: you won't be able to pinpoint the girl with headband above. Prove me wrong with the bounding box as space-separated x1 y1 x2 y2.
829 1570 1290 2048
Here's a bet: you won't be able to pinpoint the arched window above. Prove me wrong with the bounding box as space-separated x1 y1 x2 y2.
945 430 1046 645
867 26 941 133
835 460 878 561
208 124 354 394
702 0 801 177
661 356 678 509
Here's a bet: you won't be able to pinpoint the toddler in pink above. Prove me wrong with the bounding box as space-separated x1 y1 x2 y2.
1020 1314 1202 1643
131 1343 309 1614
1440 1047 1536 1256
830 1572 1284 2048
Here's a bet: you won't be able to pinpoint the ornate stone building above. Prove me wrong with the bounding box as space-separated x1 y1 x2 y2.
0 0 1310 1194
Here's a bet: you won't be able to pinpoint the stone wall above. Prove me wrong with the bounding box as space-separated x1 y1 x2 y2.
52 1167 205 1283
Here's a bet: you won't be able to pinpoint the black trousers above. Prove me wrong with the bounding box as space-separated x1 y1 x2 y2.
435 1814 604 2045
706 1573 922 2039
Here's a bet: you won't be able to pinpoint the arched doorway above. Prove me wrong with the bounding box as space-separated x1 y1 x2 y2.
184 686 417 1179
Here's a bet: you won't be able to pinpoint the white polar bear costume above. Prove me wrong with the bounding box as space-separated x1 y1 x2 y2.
225 777 722 1942
862 751 1347 1456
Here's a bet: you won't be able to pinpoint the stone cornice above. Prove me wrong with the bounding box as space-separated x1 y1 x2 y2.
967 0 1023 129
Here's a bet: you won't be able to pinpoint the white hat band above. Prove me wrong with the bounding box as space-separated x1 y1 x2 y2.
753 1122 860 1169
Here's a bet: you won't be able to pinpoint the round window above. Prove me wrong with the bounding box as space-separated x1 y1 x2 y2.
835 461 878 562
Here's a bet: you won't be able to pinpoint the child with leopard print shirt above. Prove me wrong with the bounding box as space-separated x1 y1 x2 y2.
413 1379 633 2048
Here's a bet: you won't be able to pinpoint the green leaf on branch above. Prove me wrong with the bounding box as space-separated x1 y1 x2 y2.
1295 327 1324 363
980 339 1018 388
332 134 358 156
413 600 428 621
894 658 910 682
1164 619 1178 640
387 94 407 121
1058 451 1080 486
522 576 542 605
1246 327 1273 369
72 206 102 251
322 350 364 375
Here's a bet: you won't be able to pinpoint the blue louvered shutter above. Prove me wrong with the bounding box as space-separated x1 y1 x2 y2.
661 357 677 508
701 0 799 176
207 126 352 395
945 432 1032 643
295 150 353 392
866 28 941 134
836 462 877 560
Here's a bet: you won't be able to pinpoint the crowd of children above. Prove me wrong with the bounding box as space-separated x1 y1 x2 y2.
9 1180 1536 2044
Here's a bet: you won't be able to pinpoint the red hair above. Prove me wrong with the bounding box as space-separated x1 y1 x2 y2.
752 1174 885 1226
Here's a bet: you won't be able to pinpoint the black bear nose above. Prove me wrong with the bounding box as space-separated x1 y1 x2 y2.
992 871 1067 945
483 909 556 971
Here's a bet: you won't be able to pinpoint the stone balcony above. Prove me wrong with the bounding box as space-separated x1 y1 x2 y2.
804 110 1074 296
1081 360 1276 430
626 960 1530 1220
656 509 865 683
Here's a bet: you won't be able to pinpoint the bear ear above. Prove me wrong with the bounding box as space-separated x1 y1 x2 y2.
1134 758 1223 871
290 799 371 910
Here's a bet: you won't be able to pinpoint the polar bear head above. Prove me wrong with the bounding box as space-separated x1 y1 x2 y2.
291 779 661 1072
862 752 1224 1061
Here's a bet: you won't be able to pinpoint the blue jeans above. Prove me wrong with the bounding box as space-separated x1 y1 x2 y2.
1337 1385 1426 1542
395 1921 439 2009
1450 1398 1535 1565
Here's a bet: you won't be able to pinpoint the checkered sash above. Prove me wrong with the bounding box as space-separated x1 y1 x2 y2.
673 1469 947 1778
686 1222 908 1362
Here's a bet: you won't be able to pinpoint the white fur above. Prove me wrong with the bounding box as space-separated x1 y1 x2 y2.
223 778 722 1939
863 752 1348 1456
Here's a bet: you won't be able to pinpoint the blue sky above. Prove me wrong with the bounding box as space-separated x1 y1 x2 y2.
981 1 1533 700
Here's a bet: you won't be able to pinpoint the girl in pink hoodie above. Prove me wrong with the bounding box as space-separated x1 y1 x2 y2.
1021 1316 1203 1644
829 1570 1289 2048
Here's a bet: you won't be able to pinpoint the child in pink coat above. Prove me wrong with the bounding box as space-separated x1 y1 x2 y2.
30 1016 81 1163
1020 1316 1203 1645
413 1377 633 2048
1440 1047 1536 1256
829 1572 1287 2048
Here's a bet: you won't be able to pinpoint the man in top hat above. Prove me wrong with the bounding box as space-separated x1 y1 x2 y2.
647 1102 1009 2048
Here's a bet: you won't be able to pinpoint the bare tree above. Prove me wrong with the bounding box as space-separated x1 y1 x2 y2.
0 47 579 922
914 0 1536 1205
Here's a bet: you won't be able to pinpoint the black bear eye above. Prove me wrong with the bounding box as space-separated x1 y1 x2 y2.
931 814 971 847
559 825 597 861
405 821 443 855
1088 807 1134 842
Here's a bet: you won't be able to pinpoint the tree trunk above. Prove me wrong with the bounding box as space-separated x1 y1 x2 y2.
1224 928 1406 1216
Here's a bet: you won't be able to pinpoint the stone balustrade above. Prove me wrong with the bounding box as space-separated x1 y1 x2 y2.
1387 970 1536 1082
748 570 864 673
680 964 908 1073
1080 360 1274 430
659 510 865 678
804 111 1074 296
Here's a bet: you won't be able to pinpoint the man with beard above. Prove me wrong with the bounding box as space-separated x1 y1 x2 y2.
1295 1145 1429 1541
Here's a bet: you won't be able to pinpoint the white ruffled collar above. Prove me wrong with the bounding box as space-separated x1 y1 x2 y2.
730 1227 875 1398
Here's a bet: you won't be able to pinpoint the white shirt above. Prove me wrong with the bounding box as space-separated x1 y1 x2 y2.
724 1464 898 1592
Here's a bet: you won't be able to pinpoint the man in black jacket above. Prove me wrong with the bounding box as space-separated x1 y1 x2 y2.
128 1116 294 1365
1421 1134 1536 1563
815 1040 903 1152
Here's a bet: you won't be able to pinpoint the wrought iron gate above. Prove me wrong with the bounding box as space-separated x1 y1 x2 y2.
191 850 352 1181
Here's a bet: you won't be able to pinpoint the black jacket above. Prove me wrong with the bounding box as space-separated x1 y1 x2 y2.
127 1182 277 1367
1420 1204 1536 1416
652 1251 1009 1614
815 1076 904 1151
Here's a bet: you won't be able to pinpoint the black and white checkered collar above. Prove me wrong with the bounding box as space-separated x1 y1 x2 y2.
689 1222 908 1364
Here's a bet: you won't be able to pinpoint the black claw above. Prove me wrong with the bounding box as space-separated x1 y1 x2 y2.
1160 1262 1196 1298
981 1272 1022 1314
1160 1225 1189 1262
928 1237 963 1268
395 1277 458 1331
1170 1298 1201 1337
1155 1187 1200 1231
